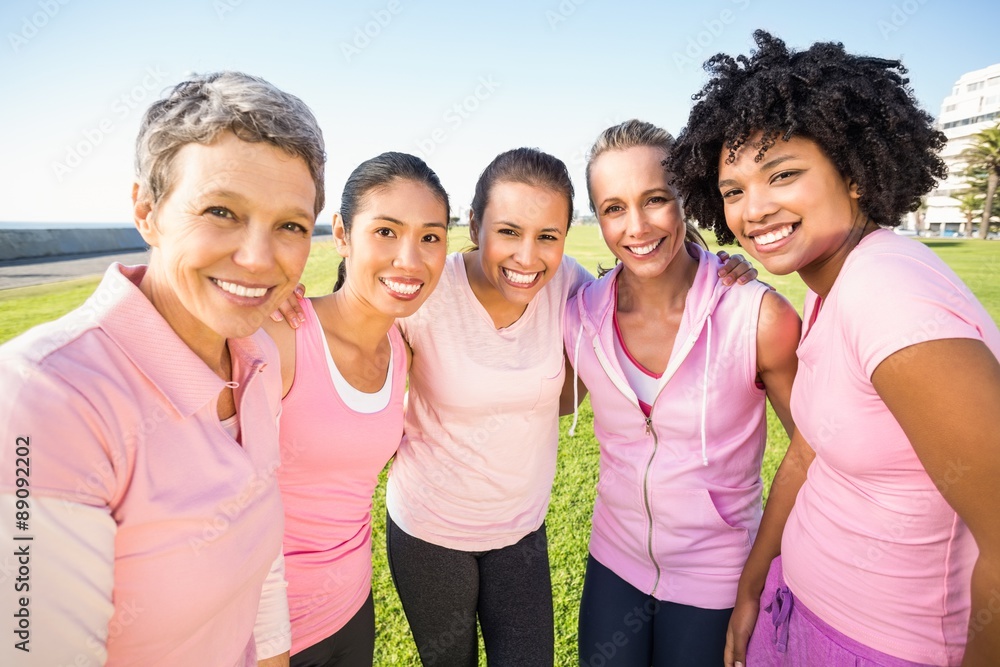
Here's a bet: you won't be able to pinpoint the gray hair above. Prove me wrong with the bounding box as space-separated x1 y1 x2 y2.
586 119 706 249
135 71 326 214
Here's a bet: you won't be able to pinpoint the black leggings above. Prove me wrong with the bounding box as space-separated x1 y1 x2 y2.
387 515 554 666
290 590 375 667
578 555 733 667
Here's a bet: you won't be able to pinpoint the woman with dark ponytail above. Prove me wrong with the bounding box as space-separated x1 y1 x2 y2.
264 152 450 667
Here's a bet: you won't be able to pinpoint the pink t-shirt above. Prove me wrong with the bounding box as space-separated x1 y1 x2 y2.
387 252 592 550
0 264 285 666
277 299 407 654
782 230 1000 665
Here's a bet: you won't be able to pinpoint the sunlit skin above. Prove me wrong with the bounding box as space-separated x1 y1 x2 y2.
717 137 1000 667
589 146 699 352
465 181 570 329
132 130 316 386
265 178 449 396
717 134 876 297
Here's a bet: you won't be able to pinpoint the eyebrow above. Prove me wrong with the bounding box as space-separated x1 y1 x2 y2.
200 189 313 220
597 188 674 209
497 221 564 234
374 215 448 229
718 154 800 189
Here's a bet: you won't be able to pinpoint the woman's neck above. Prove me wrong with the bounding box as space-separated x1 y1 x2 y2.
799 216 881 298
616 243 699 316
314 288 395 353
138 264 231 379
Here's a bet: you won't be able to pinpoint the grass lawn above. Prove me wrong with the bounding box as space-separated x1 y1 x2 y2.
1 226 998 664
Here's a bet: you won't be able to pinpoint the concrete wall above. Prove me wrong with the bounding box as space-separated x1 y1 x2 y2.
0 224 333 262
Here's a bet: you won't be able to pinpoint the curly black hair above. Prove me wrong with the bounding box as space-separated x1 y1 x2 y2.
668 30 947 245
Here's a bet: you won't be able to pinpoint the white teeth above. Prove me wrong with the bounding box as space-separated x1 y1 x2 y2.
754 225 795 247
214 279 267 298
381 278 422 295
628 239 662 256
502 268 539 285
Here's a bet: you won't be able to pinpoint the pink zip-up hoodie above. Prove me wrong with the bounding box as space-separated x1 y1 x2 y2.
564 245 770 609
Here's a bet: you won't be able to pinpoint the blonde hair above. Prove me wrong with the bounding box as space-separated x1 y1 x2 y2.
586 119 707 250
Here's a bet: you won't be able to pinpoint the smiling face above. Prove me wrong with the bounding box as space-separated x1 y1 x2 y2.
469 180 570 310
134 131 316 357
717 134 866 293
335 178 449 318
589 145 690 281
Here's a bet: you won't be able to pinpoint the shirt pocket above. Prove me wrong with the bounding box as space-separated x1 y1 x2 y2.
650 487 751 573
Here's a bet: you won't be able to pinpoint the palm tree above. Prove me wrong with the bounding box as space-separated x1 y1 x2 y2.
954 191 982 236
961 125 1000 239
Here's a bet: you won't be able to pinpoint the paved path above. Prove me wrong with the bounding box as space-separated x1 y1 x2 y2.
0 249 151 290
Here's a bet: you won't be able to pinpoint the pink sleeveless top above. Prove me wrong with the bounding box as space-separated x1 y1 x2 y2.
277 299 407 654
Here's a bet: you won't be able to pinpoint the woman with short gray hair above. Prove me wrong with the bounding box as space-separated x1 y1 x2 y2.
0 71 324 666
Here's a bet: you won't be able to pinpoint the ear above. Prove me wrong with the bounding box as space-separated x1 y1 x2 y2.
468 210 479 247
132 183 159 247
333 213 350 259
848 178 862 200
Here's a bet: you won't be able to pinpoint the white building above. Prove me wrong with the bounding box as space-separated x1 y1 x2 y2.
922 63 1000 235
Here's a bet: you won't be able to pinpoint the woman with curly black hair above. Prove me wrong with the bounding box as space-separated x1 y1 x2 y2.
670 31 1000 666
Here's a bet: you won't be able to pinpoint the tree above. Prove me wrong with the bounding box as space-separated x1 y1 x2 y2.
960 124 1000 239
960 162 1000 232
954 191 982 235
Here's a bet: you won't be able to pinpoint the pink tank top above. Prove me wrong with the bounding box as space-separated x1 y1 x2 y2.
277 299 407 654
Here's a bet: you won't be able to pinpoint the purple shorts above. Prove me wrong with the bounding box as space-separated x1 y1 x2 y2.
747 556 938 666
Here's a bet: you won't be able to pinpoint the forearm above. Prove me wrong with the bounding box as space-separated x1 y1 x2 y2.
962 555 1000 666
258 651 290 667
738 439 811 601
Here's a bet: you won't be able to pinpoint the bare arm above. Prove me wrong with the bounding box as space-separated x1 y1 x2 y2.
559 351 588 417
726 288 804 667
755 289 799 435
872 338 1000 666
261 317 298 398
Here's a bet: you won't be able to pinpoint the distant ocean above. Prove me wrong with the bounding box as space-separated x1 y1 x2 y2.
0 222 133 230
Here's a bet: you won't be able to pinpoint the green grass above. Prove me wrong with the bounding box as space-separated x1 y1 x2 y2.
2 228 998 665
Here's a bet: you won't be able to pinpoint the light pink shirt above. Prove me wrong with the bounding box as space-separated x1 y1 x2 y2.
782 230 1000 665
0 264 286 666
387 252 592 550
278 299 407 654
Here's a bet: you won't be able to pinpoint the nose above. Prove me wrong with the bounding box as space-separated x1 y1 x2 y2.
624 206 649 238
232 224 276 274
513 236 539 267
743 184 779 223
392 237 421 272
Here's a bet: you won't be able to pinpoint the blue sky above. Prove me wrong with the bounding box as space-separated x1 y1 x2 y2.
1 0 997 223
